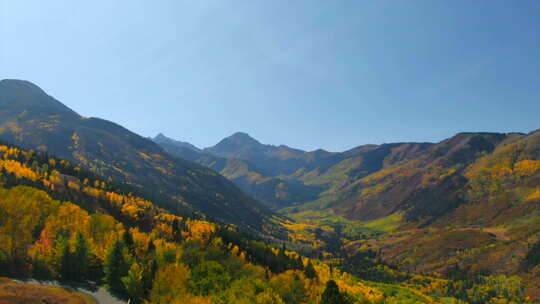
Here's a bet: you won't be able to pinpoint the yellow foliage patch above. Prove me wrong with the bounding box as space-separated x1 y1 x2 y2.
336 279 383 301
514 160 540 177
526 189 540 202
0 159 39 181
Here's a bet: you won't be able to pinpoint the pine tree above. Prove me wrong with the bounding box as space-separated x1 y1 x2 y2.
304 259 317 279
172 219 183 242
526 241 540 269
321 280 348 304
142 257 157 298
59 239 74 281
104 240 129 295
277 244 288 272
296 256 305 270
172 218 179 233
73 232 89 281
146 239 155 253
122 230 134 253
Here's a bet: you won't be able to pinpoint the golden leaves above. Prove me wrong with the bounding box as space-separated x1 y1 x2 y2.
0 159 39 181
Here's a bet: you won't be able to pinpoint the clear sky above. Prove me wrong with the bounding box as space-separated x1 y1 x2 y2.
2 1 540 152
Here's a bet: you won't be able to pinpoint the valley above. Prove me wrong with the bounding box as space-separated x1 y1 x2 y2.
154 126 540 301
0 79 538 303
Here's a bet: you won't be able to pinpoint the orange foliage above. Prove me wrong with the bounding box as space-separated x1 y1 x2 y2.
0 159 39 181
29 229 55 263
82 186 104 199
336 276 383 301
187 220 216 242
67 181 80 191
526 189 540 202
514 160 540 177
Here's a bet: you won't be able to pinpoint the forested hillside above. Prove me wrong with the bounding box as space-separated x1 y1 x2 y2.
1 79 539 302
0 141 320 303
155 130 540 301
0 79 275 234
0 140 515 303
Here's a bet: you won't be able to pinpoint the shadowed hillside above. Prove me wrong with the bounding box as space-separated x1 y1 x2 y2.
0 79 276 234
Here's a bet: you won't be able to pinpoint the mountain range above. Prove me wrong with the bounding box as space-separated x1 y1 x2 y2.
2 79 540 300
153 121 540 291
153 130 539 223
0 79 277 235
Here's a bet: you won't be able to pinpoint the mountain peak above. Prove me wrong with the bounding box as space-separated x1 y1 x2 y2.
204 132 262 157
152 133 201 152
154 133 169 141
227 132 261 145
0 79 79 118
0 79 46 94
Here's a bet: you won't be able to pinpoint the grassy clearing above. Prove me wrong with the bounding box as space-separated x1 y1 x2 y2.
283 207 404 245
364 213 403 232
0 278 96 304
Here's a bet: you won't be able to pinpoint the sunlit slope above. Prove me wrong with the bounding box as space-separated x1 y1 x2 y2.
0 141 478 304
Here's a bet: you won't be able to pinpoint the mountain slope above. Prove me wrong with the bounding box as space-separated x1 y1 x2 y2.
154 129 540 298
362 130 540 295
0 140 487 304
155 131 533 225
328 132 509 222
0 79 276 234
153 132 201 153
154 132 433 210
154 133 324 209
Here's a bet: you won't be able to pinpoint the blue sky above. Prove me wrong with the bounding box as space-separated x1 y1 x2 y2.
2 1 540 151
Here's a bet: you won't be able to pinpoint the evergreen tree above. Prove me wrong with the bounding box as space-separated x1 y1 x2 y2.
122 230 134 253
146 239 155 253
172 219 183 242
179 217 187 231
304 259 317 279
277 244 288 272
142 257 158 298
321 280 348 304
296 256 304 270
59 239 74 281
172 218 179 234
525 241 540 269
73 232 89 281
104 240 129 295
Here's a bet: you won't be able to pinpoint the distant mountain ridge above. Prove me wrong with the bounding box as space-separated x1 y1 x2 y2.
153 132 340 208
0 79 277 234
205 132 265 156
153 131 435 209
155 128 540 293
154 129 538 226
153 133 201 153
